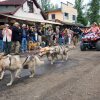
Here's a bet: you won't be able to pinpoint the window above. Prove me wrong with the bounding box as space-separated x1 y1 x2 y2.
51 14 55 19
64 13 69 19
73 15 76 20
27 1 34 13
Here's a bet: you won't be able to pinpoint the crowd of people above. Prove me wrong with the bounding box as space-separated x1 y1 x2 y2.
0 21 99 55
82 22 100 36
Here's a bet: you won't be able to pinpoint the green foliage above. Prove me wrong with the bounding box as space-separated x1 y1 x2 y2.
87 0 100 24
37 0 59 11
75 0 88 26
78 16 88 26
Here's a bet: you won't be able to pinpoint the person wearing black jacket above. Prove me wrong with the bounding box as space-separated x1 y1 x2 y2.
0 29 3 52
11 22 21 54
28 26 35 42
38 28 42 43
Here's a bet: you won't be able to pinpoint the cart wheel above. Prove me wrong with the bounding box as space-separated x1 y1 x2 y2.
80 43 86 51
96 40 100 51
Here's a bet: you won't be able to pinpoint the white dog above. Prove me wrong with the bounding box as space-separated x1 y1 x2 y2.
0 54 44 86
0 55 22 86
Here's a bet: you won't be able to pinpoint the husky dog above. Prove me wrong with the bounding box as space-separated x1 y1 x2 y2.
50 45 69 64
0 55 22 86
0 53 5 59
21 55 44 78
39 45 70 64
0 54 44 86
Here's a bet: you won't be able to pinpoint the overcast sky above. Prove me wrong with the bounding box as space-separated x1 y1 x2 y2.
51 0 90 6
0 0 90 6
0 0 90 5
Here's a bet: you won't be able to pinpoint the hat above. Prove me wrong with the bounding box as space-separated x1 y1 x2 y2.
5 24 9 27
22 24 26 27
14 22 19 26
93 22 97 25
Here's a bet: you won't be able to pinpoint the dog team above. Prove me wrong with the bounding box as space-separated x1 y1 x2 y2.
0 45 71 86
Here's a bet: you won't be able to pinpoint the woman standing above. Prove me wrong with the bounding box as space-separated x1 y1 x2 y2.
2 24 12 55
38 28 42 43
62 28 68 45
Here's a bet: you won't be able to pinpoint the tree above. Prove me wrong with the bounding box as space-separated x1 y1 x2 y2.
37 0 50 11
75 0 88 26
87 0 100 24
49 3 59 10
37 0 59 11
54 4 59 9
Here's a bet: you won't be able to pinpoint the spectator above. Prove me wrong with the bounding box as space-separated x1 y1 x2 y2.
29 26 35 42
0 27 3 52
68 29 73 45
65 29 68 44
52 29 57 45
56 26 60 43
59 30 63 45
38 28 42 43
12 22 21 54
2 24 12 55
34 27 38 42
63 28 69 45
21 24 28 53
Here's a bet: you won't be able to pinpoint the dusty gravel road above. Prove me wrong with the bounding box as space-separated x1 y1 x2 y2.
0 47 100 100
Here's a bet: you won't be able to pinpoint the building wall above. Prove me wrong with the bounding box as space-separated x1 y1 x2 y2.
47 2 77 23
0 6 17 13
14 1 44 20
47 11 63 21
61 3 77 23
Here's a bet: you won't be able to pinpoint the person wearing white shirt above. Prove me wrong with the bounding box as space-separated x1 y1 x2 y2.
2 24 12 55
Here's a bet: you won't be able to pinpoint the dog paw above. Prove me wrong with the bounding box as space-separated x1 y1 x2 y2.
66 58 68 61
15 76 21 79
51 62 53 64
0 78 2 80
29 74 34 78
7 83 12 86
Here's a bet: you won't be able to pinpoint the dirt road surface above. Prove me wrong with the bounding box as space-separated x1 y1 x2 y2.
0 47 100 100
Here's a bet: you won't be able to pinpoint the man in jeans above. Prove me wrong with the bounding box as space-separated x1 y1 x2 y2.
21 24 28 53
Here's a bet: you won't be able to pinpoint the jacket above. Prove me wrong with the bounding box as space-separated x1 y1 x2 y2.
12 26 21 42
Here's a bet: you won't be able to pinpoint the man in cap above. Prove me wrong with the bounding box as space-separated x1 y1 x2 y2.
20 24 28 53
11 22 21 54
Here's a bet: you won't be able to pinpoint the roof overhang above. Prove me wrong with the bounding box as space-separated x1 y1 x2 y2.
0 14 62 25
55 19 84 27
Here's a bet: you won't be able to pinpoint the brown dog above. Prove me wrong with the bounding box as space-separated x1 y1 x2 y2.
28 41 39 52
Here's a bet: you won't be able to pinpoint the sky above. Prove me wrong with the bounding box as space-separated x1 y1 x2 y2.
51 0 90 6
0 0 90 5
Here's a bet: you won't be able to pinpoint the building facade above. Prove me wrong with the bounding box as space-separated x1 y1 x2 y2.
46 2 77 23
0 0 46 24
